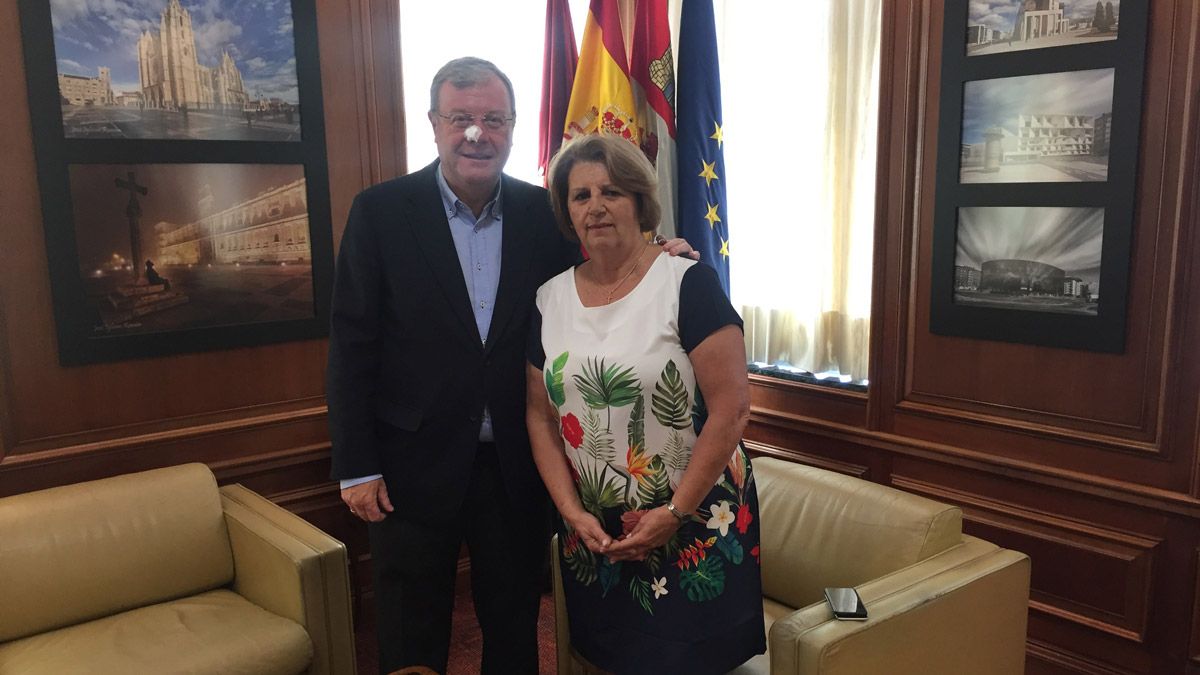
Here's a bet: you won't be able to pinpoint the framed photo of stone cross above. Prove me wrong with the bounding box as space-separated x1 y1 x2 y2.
18 0 333 365
928 1 1148 353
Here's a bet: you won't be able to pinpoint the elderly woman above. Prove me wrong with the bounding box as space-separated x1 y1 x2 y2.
526 133 765 674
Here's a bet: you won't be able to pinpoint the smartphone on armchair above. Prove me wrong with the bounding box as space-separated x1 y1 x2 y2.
824 587 868 621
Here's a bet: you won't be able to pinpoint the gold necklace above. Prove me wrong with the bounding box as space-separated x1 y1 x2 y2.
600 244 651 304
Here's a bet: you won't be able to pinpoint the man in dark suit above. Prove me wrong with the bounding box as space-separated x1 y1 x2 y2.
328 57 689 674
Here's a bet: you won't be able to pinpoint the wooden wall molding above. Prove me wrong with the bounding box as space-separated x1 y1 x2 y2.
1192 548 1200 666
881 0 1199 493
747 412 1200 519
1026 638 1137 675
0 415 332 498
895 475 1159 644
895 397 1157 449
743 439 869 480
5 399 327 460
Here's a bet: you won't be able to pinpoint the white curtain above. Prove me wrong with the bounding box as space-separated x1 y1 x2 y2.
717 0 881 383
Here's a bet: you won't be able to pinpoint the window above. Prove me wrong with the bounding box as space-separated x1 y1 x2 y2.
400 0 879 387
720 1 880 388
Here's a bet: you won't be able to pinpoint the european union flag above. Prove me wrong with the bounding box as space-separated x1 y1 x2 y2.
676 0 729 295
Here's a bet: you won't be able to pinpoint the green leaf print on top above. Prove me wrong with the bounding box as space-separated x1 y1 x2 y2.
636 455 671 508
627 395 645 453
545 351 569 408
628 576 655 615
580 407 615 464
652 360 691 430
679 555 726 602
574 357 641 429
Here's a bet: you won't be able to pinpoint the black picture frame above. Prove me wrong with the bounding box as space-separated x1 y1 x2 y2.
930 1 1147 353
18 0 333 366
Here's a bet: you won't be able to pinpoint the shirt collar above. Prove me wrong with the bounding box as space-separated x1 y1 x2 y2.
435 165 503 221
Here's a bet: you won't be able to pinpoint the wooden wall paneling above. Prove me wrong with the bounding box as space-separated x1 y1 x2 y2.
1192 548 1200 667
743 439 870 480
0 0 406 595
1173 14 1200 501
890 0 1200 495
747 0 1200 671
319 0 406 250
744 417 885 482
865 0 925 434
749 375 868 429
893 474 1160 645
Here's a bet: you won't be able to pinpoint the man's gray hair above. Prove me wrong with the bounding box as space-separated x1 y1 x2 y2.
429 57 516 114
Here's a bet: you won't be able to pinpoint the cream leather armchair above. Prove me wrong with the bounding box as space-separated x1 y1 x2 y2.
553 456 1030 674
0 463 356 675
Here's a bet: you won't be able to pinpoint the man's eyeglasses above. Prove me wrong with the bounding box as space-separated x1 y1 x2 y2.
436 112 514 131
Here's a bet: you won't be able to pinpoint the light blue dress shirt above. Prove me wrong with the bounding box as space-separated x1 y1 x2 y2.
342 167 503 490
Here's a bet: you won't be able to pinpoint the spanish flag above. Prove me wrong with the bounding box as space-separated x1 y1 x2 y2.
563 0 638 144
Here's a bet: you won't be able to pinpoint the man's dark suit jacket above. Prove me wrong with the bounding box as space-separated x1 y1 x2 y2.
326 161 578 522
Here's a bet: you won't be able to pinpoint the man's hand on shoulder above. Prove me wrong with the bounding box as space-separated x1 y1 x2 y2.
342 478 394 522
656 235 701 260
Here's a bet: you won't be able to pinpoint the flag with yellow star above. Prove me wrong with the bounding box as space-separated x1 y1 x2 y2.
676 0 730 294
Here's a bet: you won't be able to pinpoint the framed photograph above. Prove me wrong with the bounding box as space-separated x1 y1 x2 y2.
960 69 1113 184
930 1 1147 353
70 163 315 334
967 0 1121 57
51 0 301 141
954 207 1103 316
18 0 333 365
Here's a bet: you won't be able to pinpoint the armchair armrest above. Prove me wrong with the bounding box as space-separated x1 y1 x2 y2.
220 484 356 675
768 537 1029 675
550 534 572 675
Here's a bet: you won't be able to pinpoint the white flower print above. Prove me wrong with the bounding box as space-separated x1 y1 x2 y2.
651 576 668 599
706 500 735 536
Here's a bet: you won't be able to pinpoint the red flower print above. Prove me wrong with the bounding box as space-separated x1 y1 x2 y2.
750 545 761 564
675 537 717 570
621 510 646 536
561 413 584 449
736 503 752 534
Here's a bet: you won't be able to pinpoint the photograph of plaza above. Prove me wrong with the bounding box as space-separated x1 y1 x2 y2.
51 0 301 140
959 68 1114 183
68 163 314 335
966 0 1120 56
953 206 1104 316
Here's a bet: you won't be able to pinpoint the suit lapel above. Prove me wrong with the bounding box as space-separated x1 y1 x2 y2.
405 163 483 348
486 175 536 356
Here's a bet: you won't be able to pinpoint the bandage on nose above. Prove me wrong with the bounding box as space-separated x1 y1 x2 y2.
464 125 482 142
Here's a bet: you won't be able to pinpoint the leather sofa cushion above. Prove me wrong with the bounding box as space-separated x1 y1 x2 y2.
0 589 312 675
0 464 234 642
753 458 962 609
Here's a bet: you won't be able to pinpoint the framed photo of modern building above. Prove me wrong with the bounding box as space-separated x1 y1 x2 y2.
930 1 1147 353
953 207 1104 316
18 0 333 365
959 69 1114 184
966 0 1122 57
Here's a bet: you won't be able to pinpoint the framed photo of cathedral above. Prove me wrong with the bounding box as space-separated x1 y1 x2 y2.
928 1 1148 353
17 0 334 365
44 0 302 141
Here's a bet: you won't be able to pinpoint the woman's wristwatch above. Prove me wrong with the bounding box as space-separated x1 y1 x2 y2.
666 502 690 522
